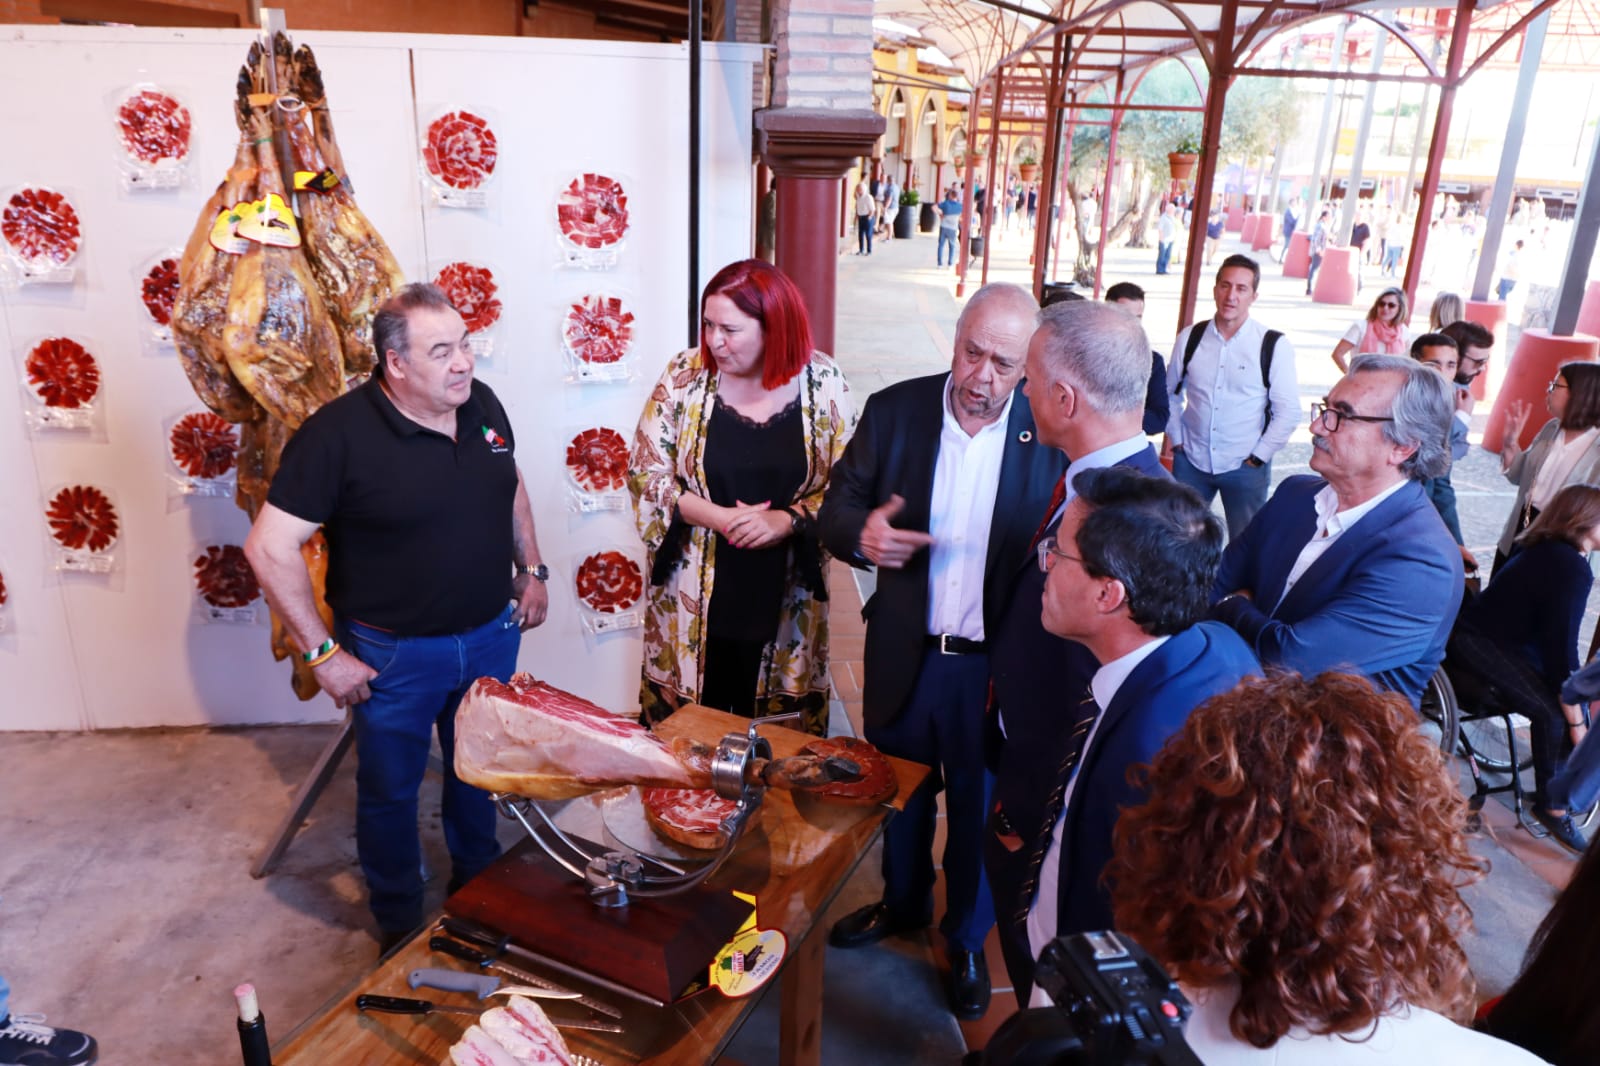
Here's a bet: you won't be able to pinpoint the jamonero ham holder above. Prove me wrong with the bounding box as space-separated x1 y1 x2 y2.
448 673 898 1002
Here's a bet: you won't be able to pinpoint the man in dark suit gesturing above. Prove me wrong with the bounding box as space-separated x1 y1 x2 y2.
1210 353 1463 707
1020 468 1258 1005
818 283 1064 1018
985 299 1168 993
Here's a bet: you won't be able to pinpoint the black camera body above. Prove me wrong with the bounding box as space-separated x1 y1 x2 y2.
981 931 1203 1066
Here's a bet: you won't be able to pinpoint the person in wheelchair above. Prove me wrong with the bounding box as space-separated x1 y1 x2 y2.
1105 672 1543 1064
1446 483 1600 852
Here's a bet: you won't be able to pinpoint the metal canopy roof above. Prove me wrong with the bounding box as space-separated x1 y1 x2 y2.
876 0 1575 104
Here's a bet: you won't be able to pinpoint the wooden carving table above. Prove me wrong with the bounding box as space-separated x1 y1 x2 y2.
273 705 929 1066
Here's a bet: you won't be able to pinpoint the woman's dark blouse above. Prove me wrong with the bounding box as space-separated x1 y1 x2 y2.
703 393 805 642
1460 538 1593 692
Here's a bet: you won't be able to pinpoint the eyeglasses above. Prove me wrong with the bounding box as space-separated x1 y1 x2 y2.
1037 536 1082 574
1311 401 1395 432
1460 352 1488 369
1549 379 1569 393
1376 300 1399 309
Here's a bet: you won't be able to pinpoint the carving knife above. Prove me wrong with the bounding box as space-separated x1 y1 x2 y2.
355 994 623 1033
439 915 668 1009
408 967 581 1000
429 936 624 1019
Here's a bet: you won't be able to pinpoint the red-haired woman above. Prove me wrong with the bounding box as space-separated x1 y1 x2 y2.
629 259 856 734
1107 672 1546 1064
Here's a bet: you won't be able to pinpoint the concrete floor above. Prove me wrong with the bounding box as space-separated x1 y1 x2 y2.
0 223 1583 1065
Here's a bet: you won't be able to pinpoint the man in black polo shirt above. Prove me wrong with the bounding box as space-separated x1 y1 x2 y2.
244 282 549 948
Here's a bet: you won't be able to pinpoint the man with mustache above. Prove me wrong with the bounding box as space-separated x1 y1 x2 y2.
1208 354 1462 707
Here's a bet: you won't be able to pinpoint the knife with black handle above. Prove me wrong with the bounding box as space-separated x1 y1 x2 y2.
355 993 624 1033
429 936 624 1019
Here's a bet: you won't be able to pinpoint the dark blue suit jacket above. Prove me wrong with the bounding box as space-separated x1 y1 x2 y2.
1210 475 1464 707
1011 622 1259 1001
817 373 1066 729
989 444 1168 837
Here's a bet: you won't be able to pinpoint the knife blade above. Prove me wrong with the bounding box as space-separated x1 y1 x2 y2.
429 936 624 1020
408 967 581 1000
355 994 624 1034
439 915 667 1009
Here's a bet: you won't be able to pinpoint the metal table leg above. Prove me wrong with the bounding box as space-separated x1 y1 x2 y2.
251 711 355 879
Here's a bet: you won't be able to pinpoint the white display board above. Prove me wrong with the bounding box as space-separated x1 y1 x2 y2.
0 26 758 730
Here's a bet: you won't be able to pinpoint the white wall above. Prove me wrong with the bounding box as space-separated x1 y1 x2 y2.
0 26 758 730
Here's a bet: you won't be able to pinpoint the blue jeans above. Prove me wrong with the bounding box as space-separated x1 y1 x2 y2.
866 650 997 953
0 970 8 1019
339 603 521 934
1306 253 1323 293
1383 245 1404 276
938 227 958 266
856 216 873 254
1497 278 1516 301
1548 709 1600 812
1424 473 1464 544
1155 241 1174 274
1173 450 1271 540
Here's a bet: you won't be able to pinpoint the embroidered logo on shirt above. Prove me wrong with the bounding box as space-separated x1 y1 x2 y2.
481 425 509 453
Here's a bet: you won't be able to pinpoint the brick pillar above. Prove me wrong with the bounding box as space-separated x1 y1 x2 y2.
757 0 882 356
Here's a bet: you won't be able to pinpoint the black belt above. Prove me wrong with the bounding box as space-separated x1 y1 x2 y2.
927 634 987 655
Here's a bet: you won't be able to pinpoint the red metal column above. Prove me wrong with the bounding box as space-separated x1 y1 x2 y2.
956 80 987 296
757 110 884 356
1177 0 1238 328
1093 69 1126 300
1052 98 1078 284
981 67 1006 289
1402 0 1475 300
1032 31 1068 298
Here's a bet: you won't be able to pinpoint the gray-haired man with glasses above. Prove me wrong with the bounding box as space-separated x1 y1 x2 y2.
1209 353 1464 707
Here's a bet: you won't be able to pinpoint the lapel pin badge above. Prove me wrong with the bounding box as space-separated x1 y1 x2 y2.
1019 430 1033 443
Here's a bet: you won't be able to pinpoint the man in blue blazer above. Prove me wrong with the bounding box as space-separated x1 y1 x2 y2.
817 283 1064 1019
984 300 1169 995
1016 467 1259 1004
1210 353 1464 708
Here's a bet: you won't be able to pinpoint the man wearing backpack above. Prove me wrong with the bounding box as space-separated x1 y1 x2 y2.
1166 254 1301 538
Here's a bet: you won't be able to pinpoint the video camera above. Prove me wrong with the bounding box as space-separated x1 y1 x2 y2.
978 931 1203 1066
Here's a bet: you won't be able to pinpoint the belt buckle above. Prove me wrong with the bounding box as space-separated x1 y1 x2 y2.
939 634 955 655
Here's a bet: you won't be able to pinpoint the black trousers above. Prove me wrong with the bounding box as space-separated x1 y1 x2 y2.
1448 625 1569 807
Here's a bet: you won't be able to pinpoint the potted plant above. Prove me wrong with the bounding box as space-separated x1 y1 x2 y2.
919 185 939 233
1168 133 1201 183
895 187 920 239
1017 150 1040 184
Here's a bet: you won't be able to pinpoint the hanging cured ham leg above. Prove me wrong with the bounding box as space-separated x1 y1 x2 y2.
453 674 890 802
222 92 344 429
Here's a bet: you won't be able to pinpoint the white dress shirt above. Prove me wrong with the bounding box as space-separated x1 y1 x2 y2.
1047 433 1151 529
1166 317 1300 475
1278 478 1408 606
1025 635 1170 1007
925 379 1012 639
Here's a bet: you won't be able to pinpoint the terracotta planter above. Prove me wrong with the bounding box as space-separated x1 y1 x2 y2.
1018 163 1039 183
1168 152 1198 183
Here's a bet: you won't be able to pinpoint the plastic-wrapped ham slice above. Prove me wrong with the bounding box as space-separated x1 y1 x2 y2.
565 427 628 493
424 111 498 190
433 261 502 333
3 187 81 266
141 256 181 325
194 545 260 608
557 174 628 250
169 411 239 480
46 485 119 553
25 337 100 409
448 1025 519 1066
116 89 192 164
575 550 642 613
562 294 633 364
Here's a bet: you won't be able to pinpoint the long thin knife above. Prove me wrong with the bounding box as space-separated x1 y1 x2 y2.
355 994 623 1033
429 936 624 1020
439 915 668 1009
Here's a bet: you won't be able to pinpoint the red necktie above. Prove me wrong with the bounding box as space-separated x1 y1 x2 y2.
1029 476 1068 551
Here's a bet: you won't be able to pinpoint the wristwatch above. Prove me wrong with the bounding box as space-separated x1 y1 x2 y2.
519 563 549 582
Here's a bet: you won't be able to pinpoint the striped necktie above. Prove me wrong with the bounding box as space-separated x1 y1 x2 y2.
1014 687 1102 926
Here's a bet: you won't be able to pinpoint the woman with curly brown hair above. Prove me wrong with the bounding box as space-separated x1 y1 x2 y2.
1106 672 1547 1064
